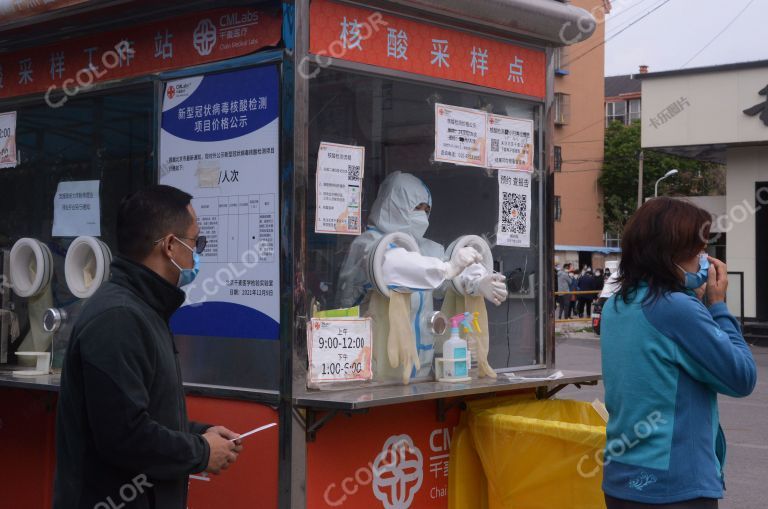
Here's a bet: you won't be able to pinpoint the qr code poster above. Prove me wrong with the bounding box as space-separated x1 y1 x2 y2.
315 142 365 235
497 170 531 248
486 114 533 172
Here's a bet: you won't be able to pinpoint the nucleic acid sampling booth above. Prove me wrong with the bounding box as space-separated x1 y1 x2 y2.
0 1 600 508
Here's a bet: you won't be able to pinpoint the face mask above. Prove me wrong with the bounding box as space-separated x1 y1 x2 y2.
677 253 710 290
408 210 429 238
170 237 200 287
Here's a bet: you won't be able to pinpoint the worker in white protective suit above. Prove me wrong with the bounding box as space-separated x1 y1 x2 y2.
338 171 508 383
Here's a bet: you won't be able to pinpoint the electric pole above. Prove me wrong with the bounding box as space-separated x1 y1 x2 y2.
637 150 644 209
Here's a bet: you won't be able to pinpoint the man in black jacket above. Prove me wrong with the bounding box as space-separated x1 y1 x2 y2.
576 270 597 318
54 185 242 509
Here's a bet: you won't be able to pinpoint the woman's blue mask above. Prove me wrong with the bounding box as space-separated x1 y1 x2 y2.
677 254 710 290
170 238 200 287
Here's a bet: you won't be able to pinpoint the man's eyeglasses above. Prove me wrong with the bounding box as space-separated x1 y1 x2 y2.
154 235 207 254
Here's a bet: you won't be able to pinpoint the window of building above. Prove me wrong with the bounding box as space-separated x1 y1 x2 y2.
629 99 641 122
554 93 570 125
553 47 569 76
554 146 562 172
605 101 626 126
554 195 562 221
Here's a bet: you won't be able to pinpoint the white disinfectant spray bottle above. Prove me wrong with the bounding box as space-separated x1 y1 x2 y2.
436 313 472 382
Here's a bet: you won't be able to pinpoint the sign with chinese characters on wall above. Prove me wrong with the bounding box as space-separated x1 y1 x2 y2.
306 400 461 509
434 104 487 167
309 0 546 98
315 142 365 235
435 104 534 172
0 7 281 100
52 180 101 237
159 66 280 341
307 318 373 384
487 114 534 171
0 111 16 168
497 170 531 248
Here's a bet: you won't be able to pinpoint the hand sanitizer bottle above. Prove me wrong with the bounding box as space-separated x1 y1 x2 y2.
443 313 470 380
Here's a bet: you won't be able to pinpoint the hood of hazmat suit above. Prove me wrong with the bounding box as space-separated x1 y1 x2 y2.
338 171 445 382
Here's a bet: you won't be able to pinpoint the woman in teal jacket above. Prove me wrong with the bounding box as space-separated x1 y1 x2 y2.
601 198 756 509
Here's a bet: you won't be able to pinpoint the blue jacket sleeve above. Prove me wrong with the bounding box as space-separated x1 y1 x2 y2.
645 294 756 398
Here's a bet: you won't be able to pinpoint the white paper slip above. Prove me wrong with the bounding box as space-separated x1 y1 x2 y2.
231 422 277 441
503 370 564 382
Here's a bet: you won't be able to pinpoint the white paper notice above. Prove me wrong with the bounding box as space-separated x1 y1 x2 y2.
315 142 364 235
487 114 534 171
0 111 17 169
308 318 373 384
497 170 531 248
434 103 487 167
52 180 101 237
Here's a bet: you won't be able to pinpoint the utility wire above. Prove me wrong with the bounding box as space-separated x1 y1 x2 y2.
680 0 756 68
564 0 673 68
603 0 661 38
559 138 605 144
603 0 658 26
555 1 674 144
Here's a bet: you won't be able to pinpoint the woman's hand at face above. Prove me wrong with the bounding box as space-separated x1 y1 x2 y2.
705 256 728 305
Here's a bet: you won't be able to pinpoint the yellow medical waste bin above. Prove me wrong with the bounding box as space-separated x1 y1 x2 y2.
449 395 607 509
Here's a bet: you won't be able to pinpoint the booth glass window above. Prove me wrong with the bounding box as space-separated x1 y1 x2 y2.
307 67 542 375
0 85 154 339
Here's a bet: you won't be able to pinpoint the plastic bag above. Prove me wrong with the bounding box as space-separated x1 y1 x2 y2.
450 395 607 509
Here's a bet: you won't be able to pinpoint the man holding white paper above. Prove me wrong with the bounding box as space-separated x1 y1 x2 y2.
54 186 243 509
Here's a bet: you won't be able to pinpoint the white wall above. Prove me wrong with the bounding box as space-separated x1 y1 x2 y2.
725 146 768 318
683 196 726 233
642 67 768 149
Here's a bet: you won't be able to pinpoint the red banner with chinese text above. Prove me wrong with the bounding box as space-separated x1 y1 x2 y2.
309 0 546 99
0 7 282 100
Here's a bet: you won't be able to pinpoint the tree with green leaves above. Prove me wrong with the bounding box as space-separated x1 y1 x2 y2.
599 121 725 236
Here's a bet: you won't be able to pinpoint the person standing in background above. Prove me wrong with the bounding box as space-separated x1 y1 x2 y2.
568 268 579 318
557 263 573 319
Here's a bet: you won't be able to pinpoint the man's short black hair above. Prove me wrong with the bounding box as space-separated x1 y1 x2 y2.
117 185 193 261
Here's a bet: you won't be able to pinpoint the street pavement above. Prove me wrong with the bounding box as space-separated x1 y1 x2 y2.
556 330 767 509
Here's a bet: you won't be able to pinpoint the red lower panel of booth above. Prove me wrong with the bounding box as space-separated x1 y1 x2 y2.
0 388 58 509
186 396 280 509
306 400 462 509
0 388 278 509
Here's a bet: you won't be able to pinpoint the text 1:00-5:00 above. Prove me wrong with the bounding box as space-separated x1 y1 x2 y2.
321 362 364 376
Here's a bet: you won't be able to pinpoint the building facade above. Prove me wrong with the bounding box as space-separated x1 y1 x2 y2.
639 60 768 321
553 0 612 270
605 65 645 126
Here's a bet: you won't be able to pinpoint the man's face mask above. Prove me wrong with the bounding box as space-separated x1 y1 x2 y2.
408 210 429 238
677 253 710 290
170 237 200 287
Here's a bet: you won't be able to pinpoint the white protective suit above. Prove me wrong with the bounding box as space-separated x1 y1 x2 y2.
338 171 483 381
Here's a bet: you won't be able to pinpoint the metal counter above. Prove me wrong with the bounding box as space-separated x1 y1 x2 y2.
0 371 60 392
293 369 601 410
0 369 280 405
